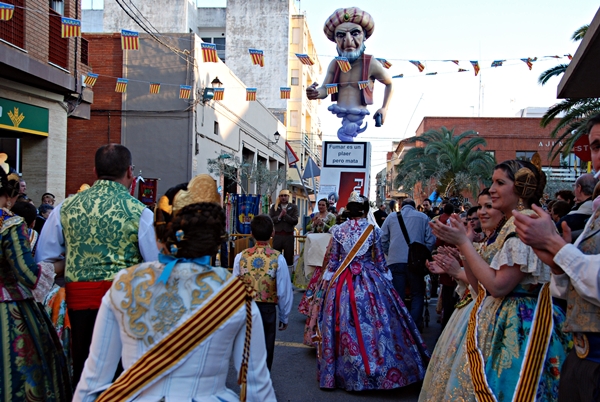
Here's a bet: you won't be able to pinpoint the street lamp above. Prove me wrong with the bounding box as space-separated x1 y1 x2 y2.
202 77 224 104
268 131 281 148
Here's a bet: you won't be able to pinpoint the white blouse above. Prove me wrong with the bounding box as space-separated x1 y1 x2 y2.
73 262 276 402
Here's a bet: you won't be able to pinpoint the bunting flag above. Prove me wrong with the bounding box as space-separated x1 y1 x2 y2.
521 57 537 70
61 17 81 38
376 58 392 69
392 74 404 78
565 54 573 60
246 88 257 101
470 60 480 76
213 87 224 101
458 68 468 72
201 43 219 63
358 80 369 90
491 60 505 67
295 53 314 66
248 48 264 67
83 73 98 87
335 57 352 73
446 60 460 65
0 2 14 21
280 87 291 99
409 60 425 72
115 78 128 93
179 85 192 99
149 82 160 94
426 72 437 76
121 30 140 50
325 84 338 95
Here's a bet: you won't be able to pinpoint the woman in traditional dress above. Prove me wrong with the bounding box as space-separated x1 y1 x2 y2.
317 192 430 391
431 159 572 401
74 175 275 402
419 188 506 401
0 169 72 401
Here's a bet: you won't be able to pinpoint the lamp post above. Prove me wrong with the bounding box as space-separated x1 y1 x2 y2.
268 131 281 148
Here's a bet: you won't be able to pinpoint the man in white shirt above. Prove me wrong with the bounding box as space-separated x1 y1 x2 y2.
513 113 600 402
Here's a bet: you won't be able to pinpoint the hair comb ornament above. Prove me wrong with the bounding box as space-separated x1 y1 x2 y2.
172 174 220 213
347 191 366 204
175 229 185 242
170 244 178 255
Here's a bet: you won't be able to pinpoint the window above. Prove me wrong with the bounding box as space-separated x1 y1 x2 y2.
291 27 300 44
48 9 68 69
516 151 535 162
49 0 64 14
214 121 219 135
290 110 298 127
81 38 89 65
291 69 299 86
0 0 25 49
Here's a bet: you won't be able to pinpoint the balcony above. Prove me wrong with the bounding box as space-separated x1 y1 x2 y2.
49 9 68 69
0 0 24 49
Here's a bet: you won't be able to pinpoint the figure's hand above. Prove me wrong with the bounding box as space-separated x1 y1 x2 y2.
374 108 387 125
432 253 462 278
306 82 320 100
278 321 288 331
430 215 470 247
426 260 445 275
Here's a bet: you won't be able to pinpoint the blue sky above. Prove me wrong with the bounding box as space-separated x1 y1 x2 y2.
200 0 599 196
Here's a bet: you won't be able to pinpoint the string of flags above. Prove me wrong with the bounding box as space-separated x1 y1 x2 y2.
0 2 14 21
249 49 264 67
213 87 224 101
246 88 257 101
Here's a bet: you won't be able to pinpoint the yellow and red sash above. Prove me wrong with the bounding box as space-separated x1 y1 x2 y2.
97 277 253 402
466 282 554 402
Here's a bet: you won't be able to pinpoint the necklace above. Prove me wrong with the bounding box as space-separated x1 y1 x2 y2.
482 216 507 245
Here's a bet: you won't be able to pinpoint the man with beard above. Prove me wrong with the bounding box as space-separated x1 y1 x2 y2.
306 7 393 142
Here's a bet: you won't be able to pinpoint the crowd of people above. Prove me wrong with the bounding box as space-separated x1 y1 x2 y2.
4 115 600 400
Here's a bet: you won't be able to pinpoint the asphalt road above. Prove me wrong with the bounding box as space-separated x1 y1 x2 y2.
227 290 443 401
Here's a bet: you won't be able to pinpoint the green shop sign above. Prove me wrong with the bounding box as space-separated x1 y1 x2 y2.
0 98 49 136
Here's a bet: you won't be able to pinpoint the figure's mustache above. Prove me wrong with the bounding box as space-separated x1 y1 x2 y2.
337 43 366 64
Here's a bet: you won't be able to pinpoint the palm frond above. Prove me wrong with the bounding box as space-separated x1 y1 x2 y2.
572 24 589 42
538 64 568 86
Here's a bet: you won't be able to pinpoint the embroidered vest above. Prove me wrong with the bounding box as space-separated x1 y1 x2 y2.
238 244 279 303
564 208 600 333
331 54 374 105
61 180 146 283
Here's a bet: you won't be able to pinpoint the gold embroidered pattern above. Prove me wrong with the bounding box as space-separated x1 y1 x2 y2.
114 264 156 339
151 279 186 334
191 272 219 306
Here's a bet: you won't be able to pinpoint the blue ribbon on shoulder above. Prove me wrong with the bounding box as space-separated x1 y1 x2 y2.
156 253 211 284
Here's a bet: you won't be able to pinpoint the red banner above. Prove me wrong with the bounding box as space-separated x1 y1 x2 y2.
138 178 158 206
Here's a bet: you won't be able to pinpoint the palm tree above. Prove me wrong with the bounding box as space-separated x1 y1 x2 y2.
538 24 599 160
394 127 496 199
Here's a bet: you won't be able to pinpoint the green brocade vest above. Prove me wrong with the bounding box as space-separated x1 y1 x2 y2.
61 180 146 283
564 207 600 333
239 244 279 303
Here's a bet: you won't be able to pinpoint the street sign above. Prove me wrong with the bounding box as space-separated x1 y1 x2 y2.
573 135 591 162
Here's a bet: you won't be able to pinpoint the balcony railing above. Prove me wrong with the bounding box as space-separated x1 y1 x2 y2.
49 9 68 69
0 0 24 49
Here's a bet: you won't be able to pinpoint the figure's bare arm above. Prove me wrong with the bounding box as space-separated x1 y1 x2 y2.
370 60 394 124
306 60 337 100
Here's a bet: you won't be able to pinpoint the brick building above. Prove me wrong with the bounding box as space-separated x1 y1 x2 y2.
381 115 584 205
0 0 92 202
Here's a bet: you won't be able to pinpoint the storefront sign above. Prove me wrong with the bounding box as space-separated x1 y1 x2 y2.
0 98 49 136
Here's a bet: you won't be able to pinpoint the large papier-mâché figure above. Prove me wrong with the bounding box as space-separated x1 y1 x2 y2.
306 7 394 142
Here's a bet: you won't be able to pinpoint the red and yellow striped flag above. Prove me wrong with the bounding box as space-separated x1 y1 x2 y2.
149 83 160 94
335 57 351 73
521 57 537 70
280 87 291 99
295 53 314 66
179 85 192 99
246 88 257 101
115 78 128 93
376 58 392 69
213 88 224 101
84 73 98 87
565 54 573 60
470 60 480 76
326 84 338 95
0 2 14 21
358 80 369 90
409 60 425 72
201 43 218 63
249 48 264 67
458 68 468 73
121 30 139 50
61 17 81 38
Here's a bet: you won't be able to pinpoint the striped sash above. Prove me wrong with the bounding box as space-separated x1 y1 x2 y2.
466 283 554 402
326 224 374 292
97 277 252 402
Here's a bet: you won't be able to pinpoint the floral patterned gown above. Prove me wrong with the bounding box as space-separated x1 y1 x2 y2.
317 218 430 391
0 209 72 401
